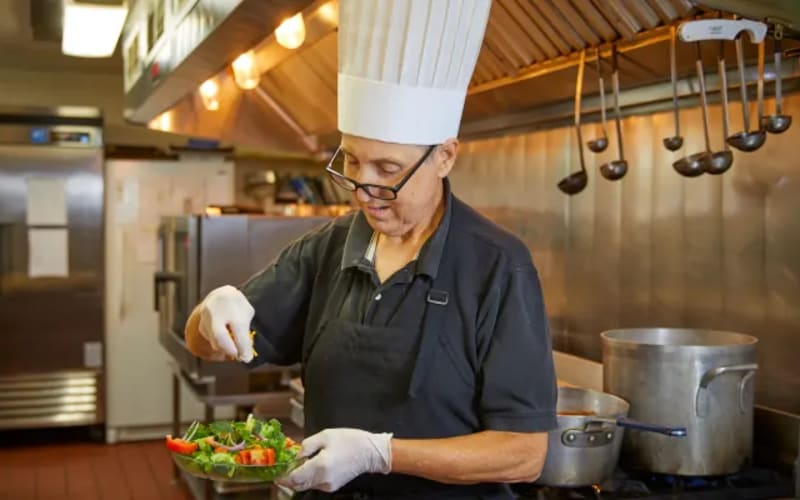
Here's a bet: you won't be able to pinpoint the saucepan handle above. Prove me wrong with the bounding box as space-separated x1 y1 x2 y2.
587 417 687 437
694 363 759 417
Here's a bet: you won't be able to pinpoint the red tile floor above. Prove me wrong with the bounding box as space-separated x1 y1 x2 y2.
0 431 191 500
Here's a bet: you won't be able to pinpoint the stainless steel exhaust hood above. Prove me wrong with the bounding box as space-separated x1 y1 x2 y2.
121 0 800 155
121 0 313 125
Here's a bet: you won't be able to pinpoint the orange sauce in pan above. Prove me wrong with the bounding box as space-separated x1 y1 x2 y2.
557 410 597 416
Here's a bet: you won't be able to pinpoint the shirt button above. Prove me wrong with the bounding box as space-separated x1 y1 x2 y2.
374 293 382 301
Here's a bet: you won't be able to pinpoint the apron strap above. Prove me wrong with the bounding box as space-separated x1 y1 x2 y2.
407 286 450 398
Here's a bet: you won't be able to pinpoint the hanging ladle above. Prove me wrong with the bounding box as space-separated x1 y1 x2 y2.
558 49 588 195
727 36 766 152
599 44 627 181
673 43 710 177
587 47 609 153
664 25 684 151
706 41 734 175
761 30 792 134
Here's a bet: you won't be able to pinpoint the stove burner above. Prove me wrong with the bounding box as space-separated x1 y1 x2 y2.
513 466 794 499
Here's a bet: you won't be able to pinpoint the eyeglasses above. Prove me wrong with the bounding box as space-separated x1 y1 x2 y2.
325 145 436 201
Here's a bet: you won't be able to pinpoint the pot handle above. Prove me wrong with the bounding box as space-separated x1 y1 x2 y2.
614 418 687 437
588 417 687 437
695 363 758 417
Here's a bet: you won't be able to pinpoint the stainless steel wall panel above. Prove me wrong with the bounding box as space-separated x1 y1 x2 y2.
618 114 655 329
648 110 688 328
454 93 800 414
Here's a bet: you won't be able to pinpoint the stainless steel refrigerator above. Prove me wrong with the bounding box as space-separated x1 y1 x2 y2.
0 109 105 430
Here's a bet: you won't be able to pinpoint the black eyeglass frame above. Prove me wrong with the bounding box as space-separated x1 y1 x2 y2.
325 144 436 201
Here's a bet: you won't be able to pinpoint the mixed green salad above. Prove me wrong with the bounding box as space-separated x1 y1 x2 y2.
166 414 302 482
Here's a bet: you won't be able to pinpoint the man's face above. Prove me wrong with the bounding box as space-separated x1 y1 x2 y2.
339 135 456 236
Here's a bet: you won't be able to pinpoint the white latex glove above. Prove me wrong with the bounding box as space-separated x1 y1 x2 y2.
198 285 256 362
279 428 393 492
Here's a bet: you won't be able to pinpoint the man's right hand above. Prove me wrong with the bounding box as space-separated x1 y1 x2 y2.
184 285 256 363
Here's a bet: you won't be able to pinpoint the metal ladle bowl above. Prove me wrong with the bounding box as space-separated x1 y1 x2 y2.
587 136 608 153
706 150 733 175
673 152 709 177
558 170 588 195
663 25 683 153
707 45 734 176
559 50 589 196
600 159 628 180
727 37 767 152
663 136 684 151
727 129 766 152
761 35 792 135
761 114 792 134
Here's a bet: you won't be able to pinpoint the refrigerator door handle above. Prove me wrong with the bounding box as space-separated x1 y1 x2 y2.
153 271 182 311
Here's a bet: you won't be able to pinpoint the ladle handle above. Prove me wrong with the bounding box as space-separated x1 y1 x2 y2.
757 40 765 124
774 37 783 114
696 44 712 154
670 25 681 137
736 37 751 133
596 49 607 131
719 51 730 149
612 45 624 161
574 50 585 128
574 50 587 173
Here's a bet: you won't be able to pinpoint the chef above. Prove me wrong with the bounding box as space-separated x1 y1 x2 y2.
184 0 557 497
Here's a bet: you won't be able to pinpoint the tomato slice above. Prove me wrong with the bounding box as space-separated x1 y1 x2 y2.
248 449 267 465
248 448 276 466
165 435 198 455
235 450 251 465
284 437 296 448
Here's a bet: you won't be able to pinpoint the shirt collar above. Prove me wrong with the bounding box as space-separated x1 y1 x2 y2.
341 178 453 280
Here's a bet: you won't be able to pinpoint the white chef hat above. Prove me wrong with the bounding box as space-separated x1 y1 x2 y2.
337 0 492 145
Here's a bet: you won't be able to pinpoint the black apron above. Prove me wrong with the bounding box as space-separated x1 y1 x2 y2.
295 248 513 499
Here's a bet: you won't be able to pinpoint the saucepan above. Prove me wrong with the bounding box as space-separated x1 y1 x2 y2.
537 387 687 487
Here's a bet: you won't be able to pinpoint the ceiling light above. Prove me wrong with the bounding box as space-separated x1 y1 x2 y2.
199 78 220 111
62 1 128 58
232 50 260 90
275 12 305 50
317 2 338 24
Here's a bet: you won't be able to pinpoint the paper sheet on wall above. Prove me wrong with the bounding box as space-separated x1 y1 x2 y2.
206 169 234 206
136 228 158 264
138 179 163 229
26 178 67 225
28 228 69 278
115 178 139 224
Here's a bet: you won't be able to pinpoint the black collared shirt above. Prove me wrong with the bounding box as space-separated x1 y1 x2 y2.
243 179 557 433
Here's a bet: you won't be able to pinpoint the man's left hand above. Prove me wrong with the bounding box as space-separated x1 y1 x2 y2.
279 428 393 492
